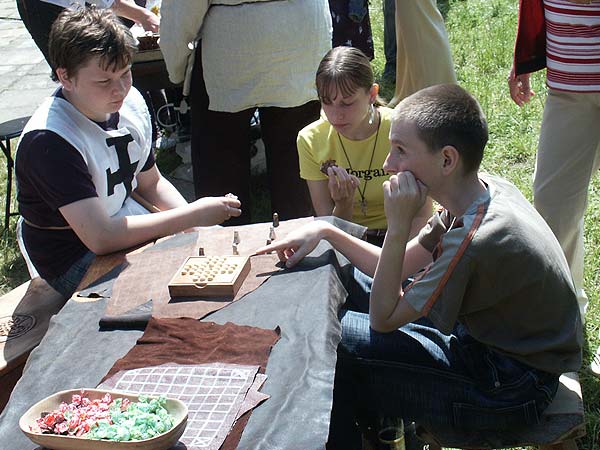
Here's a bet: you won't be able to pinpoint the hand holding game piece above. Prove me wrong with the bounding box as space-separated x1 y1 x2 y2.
190 196 242 225
327 165 359 207
320 159 338 175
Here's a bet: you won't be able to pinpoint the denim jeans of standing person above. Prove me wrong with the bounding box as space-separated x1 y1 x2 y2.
327 276 559 449
382 0 396 80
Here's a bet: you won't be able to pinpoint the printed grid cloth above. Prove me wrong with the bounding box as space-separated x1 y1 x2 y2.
100 363 264 450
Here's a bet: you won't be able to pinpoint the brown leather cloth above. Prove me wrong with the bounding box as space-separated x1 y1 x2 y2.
78 218 313 319
108 252 281 319
102 317 280 450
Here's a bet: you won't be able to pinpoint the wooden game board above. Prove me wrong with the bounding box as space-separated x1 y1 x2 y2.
168 256 251 298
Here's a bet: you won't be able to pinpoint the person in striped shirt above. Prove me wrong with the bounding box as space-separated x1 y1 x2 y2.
508 0 600 375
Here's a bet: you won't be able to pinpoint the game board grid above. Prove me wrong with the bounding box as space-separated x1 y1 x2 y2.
100 362 260 450
170 256 247 287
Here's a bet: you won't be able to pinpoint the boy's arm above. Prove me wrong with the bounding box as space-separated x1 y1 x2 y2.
369 172 429 332
133 164 188 211
59 192 241 255
255 220 382 276
254 215 432 280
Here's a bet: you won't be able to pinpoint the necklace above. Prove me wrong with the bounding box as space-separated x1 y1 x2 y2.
337 110 381 216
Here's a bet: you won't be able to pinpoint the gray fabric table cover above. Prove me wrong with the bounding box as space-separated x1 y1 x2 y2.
0 217 365 450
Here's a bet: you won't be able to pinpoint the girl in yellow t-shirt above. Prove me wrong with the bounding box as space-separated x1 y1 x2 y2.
297 46 432 245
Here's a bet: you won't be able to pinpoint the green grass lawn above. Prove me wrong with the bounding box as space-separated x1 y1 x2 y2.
0 0 598 447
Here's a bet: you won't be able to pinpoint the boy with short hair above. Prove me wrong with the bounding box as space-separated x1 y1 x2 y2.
257 84 582 448
16 7 241 298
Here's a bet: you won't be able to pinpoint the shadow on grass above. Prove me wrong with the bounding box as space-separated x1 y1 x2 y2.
437 0 451 19
0 221 29 295
250 171 273 224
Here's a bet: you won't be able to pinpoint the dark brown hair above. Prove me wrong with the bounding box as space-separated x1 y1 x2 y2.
48 7 137 81
315 46 385 106
393 84 488 174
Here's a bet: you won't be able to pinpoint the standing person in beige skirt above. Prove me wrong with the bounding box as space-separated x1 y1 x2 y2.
387 0 456 107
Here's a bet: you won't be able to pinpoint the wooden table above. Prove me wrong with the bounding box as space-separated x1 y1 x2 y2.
0 279 65 413
0 217 365 450
131 48 178 92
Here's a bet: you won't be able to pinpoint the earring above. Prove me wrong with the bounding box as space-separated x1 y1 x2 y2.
368 103 375 125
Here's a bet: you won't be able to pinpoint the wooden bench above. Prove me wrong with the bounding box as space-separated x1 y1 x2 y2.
0 279 66 412
416 372 585 449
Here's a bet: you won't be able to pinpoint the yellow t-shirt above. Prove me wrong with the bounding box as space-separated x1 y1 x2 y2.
297 107 392 229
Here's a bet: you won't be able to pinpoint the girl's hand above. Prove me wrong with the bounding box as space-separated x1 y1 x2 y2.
327 165 359 208
255 221 332 268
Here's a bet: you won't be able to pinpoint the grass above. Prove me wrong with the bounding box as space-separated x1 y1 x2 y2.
375 0 600 448
0 0 598 447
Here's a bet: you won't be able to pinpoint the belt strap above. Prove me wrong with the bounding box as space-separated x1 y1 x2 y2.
365 228 387 238
22 217 72 231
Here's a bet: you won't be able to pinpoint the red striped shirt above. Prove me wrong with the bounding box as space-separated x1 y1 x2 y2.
544 0 600 92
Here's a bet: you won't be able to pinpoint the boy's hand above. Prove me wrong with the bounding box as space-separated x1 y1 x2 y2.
191 196 241 226
327 166 359 209
508 67 534 107
383 172 428 233
255 221 331 268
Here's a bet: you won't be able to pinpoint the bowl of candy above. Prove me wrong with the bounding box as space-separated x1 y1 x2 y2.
19 389 187 450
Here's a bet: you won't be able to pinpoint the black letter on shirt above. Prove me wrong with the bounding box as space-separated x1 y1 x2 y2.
105 134 138 197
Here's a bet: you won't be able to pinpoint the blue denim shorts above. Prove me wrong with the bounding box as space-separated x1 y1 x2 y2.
45 250 96 299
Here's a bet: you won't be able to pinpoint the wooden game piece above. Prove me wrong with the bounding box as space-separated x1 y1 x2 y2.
233 231 241 245
272 212 279 228
198 247 205 256
269 226 276 241
168 255 251 298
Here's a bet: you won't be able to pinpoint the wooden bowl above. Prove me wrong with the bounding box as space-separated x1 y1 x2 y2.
19 389 187 450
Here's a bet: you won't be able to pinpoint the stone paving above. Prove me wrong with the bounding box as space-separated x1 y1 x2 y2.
0 0 56 124
0 0 199 199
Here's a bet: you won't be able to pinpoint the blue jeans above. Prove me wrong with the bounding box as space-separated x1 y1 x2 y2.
329 276 559 448
46 250 96 299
